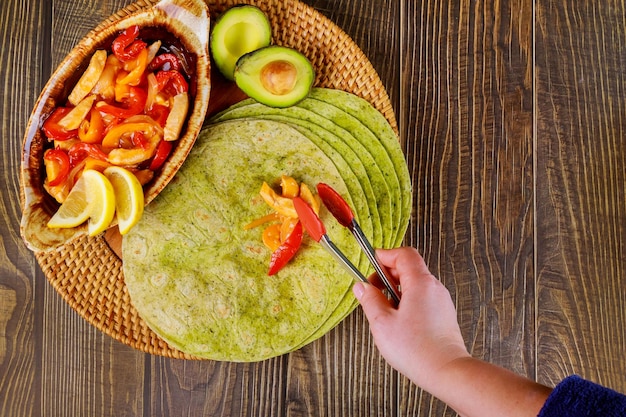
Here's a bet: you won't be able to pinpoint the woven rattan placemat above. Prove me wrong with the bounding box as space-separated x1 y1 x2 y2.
34 0 396 359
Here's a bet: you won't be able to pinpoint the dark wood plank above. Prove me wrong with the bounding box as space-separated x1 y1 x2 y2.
277 1 402 416
304 0 401 113
0 0 52 416
535 0 626 391
400 0 535 414
149 357 288 416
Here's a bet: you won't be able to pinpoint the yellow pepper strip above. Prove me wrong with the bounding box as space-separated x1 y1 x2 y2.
259 182 298 218
57 95 97 130
280 175 300 198
101 121 161 148
262 224 282 251
299 183 320 214
78 107 104 144
115 82 131 102
244 212 280 230
249 178 319 253
163 92 188 141
83 156 111 172
68 50 107 106
106 123 161 166
118 47 148 86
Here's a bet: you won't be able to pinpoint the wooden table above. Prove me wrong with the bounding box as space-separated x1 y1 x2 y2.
1 0 625 415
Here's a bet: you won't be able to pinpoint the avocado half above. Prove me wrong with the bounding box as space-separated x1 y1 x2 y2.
234 46 315 108
210 5 272 80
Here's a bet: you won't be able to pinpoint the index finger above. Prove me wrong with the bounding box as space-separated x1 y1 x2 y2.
376 247 435 287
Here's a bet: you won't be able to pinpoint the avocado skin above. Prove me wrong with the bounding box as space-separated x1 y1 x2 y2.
210 5 272 81
234 45 315 108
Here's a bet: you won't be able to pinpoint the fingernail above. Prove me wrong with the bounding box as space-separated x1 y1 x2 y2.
353 282 365 300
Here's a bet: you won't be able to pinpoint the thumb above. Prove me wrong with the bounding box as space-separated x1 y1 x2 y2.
353 282 394 323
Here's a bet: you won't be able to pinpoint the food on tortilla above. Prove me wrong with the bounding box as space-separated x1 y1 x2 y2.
123 119 360 361
212 88 412 249
245 175 321 275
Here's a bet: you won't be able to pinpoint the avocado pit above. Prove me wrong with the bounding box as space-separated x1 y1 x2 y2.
261 60 298 96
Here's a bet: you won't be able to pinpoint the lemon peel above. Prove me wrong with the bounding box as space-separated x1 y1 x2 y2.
84 170 116 236
104 166 144 235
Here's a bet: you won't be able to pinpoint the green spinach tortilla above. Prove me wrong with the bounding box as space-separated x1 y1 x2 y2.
123 119 361 361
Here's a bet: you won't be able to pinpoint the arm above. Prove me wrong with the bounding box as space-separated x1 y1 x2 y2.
353 247 552 417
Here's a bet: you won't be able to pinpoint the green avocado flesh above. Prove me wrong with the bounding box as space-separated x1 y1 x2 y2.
235 45 315 108
122 88 412 362
211 5 272 80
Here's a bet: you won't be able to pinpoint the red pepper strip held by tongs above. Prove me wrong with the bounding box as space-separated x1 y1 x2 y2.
316 183 401 306
292 197 368 283
267 221 303 276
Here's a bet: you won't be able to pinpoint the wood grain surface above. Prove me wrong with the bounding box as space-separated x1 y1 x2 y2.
1 0 625 416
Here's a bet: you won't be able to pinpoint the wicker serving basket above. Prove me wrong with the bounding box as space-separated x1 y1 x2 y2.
34 0 396 359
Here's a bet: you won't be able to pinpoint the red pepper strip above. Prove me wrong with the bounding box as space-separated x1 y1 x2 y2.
42 107 78 141
78 107 105 144
97 86 147 119
147 104 170 127
131 131 150 150
148 139 173 171
148 53 181 72
156 70 188 95
112 25 146 62
68 142 108 166
268 221 303 276
44 148 71 186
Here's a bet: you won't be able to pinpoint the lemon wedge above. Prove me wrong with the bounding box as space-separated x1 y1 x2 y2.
47 169 116 236
103 166 144 235
47 173 92 229
85 170 116 236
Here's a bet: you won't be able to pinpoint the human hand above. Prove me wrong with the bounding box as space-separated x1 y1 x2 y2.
354 247 553 417
353 247 470 392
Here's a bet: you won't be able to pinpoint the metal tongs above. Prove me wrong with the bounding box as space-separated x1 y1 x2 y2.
292 184 401 306
292 197 368 284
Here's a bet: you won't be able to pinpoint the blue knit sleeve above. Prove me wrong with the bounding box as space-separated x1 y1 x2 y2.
538 375 626 417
